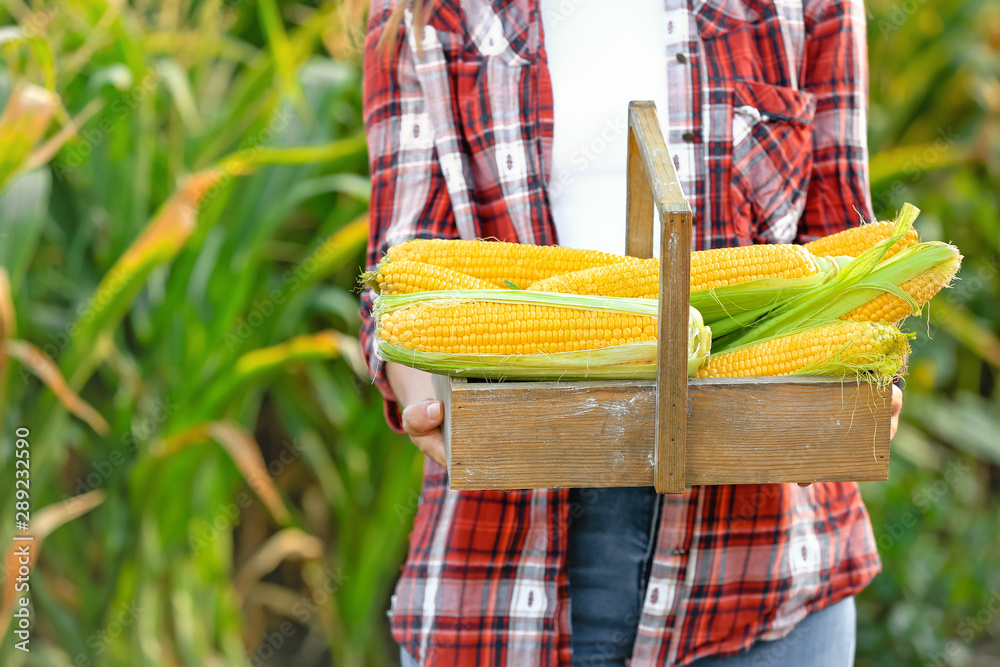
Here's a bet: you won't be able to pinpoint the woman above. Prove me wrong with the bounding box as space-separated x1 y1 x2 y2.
360 1 903 665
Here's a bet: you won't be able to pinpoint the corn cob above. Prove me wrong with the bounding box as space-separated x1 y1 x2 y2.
375 290 712 379
841 252 961 323
526 244 824 296
379 301 658 355
366 259 497 295
383 239 632 288
527 258 659 297
692 244 823 290
805 220 920 260
696 321 909 379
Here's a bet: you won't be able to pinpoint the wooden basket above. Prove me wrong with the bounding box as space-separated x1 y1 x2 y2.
433 101 892 493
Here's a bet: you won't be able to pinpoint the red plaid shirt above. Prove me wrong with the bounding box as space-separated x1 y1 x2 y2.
361 1 880 664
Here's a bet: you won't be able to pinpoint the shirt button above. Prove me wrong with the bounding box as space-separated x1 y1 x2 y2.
682 131 697 143
676 53 687 64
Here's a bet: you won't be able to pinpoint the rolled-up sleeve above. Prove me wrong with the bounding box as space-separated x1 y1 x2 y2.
360 1 460 431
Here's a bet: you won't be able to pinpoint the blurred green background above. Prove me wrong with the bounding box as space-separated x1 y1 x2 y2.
0 0 997 665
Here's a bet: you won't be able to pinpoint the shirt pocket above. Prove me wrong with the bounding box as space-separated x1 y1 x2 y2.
729 80 816 245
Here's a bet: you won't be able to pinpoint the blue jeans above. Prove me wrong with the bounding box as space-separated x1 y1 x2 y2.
566 486 662 663
400 487 856 667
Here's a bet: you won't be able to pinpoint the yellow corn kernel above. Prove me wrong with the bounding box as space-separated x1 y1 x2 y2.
690 244 820 291
384 239 632 289
696 321 908 378
527 244 821 296
527 258 657 296
805 221 920 260
378 301 657 354
373 259 497 295
841 254 961 323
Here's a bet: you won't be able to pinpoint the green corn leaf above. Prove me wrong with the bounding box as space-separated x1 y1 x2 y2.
0 83 59 193
691 272 831 338
256 0 312 122
810 242 961 322
191 330 346 424
224 133 368 169
0 168 49 292
715 203 922 352
6 340 110 434
64 169 230 381
0 27 56 89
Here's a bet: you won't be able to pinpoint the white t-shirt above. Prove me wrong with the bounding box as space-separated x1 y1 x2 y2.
541 0 670 255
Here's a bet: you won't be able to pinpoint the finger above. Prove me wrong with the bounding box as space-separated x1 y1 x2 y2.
412 433 448 468
401 400 443 436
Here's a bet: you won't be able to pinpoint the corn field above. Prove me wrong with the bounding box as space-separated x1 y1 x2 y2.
0 1 998 666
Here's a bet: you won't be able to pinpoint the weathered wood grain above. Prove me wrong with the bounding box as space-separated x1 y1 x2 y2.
625 129 655 259
434 372 455 469
628 101 693 493
437 376 892 490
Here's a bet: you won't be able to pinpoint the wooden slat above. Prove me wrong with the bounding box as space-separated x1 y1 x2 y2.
627 102 689 215
655 211 691 493
434 372 454 468
439 376 891 490
628 101 693 494
625 129 655 259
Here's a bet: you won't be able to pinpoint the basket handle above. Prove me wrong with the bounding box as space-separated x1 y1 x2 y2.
626 101 693 494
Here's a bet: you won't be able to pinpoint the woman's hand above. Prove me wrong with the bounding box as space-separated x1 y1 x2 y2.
386 362 447 468
890 384 903 441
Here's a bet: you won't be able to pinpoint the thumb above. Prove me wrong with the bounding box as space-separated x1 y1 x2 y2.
401 399 443 435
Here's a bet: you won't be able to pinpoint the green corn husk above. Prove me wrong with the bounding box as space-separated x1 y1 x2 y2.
691 260 847 338
811 240 961 320
714 203 924 353
374 290 711 380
